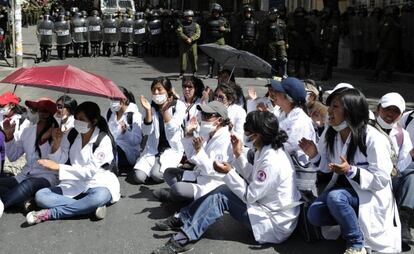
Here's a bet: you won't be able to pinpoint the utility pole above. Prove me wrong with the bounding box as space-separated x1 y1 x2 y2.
11 0 23 67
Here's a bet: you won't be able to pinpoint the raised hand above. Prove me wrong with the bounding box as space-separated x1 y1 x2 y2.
140 95 151 112
247 87 257 100
192 136 204 153
298 138 318 159
230 134 242 158
2 118 16 141
213 160 232 174
328 156 350 175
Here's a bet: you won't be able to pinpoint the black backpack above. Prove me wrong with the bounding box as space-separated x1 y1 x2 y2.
106 110 134 129
66 128 117 173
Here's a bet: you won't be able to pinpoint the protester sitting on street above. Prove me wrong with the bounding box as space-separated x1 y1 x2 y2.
400 109 414 144
246 85 281 117
299 88 401 254
269 77 316 166
308 101 328 138
217 70 246 109
375 92 414 245
151 111 301 254
54 95 77 134
303 79 321 109
0 98 59 219
213 83 246 138
27 101 120 225
107 87 142 173
0 92 30 138
133 77 186 184
154 101 233 203
180 76 204 129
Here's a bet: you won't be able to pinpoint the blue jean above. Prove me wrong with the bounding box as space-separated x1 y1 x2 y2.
392 172 414 209
179 185 251 242
0 176 50 209
35 186 112 220
307 187 363 249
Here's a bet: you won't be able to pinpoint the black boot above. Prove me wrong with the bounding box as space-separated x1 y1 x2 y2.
400 207 413 244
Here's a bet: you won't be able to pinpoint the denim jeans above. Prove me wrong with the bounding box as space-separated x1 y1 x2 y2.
0 176 50 209
179 185 251 242
307 187 363 249
35 186 112 220
392 172 414 209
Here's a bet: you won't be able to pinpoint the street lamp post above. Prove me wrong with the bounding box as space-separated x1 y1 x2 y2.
11 0 23 67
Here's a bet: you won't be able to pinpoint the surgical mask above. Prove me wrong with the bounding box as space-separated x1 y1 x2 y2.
377 116 395 130
110 100 121 112
243 134 255 148
152 94 167 105
331 120 348 132
74 119 90 134
198 120 216 137
27 110 39 125
0 106 10 116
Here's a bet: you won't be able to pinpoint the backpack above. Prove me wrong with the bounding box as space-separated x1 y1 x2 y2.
291 155 318 196
66 128 117 173
296 190 324 243
106 110 134 129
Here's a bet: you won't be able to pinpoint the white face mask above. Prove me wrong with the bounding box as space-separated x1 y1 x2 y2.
198 120 217 137
331 120 348 132
377 116 395 130
27 110 39 125
243 134 255 148
0 106 10 116
152 94 167 105
74 119 90 134
110 100 122 112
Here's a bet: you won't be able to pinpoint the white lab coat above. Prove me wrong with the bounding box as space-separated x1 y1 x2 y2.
59 115 75 133
225 144 301 244
181 127 233 200
181 97 202 130
279 107 316 165
48 127 120 203
388 125 413 174
313 125 401 253
107 103 143 165
1 114 30 140
246 96 281 118
400 111 414 144
134 100 186 175
5 123 58 185
227 104 246 138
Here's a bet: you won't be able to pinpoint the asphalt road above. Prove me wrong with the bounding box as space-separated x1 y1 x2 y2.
0 26 413 254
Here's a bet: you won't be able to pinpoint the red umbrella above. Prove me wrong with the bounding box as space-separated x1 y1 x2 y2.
0 65 126 100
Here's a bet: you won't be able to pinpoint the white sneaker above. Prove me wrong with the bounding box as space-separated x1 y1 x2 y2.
95 206 106 220
0 199 4 218
344 247 367 254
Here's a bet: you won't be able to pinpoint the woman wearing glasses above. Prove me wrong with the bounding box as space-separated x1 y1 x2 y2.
180 76 205 130
0 98 58 219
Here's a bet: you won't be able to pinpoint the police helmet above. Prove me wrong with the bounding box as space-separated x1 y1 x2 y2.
135 12 145 20
268 7 279 16
294 6 306 16
211 3 223 13
183 9 194 17
91 10 99 16
244 5 253 13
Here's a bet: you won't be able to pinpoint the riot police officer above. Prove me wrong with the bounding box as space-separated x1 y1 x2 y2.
88 10 103 57
177 9 200 77
161 9 176 57
288 6 313 77
348 7 366 69
71 12 89 57
319 7 340 80
132 12 147 58
37 14 54 62
102 13 118 57
0 7 10 58
205 3 230 78
148 11 163 57
81 10 90 56
267 7 288 78
401 1 414 73
241 5 258 77
54 14 71 60
119 13 133 57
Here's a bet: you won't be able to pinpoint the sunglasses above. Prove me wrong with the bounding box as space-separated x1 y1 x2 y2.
182 85 195 89
214 95 226 102
56 104 64 110
201 112 218 120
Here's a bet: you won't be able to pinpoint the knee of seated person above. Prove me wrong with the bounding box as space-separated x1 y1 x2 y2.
306 204 323 226
326 189 347 207
34 188 50 206
133 169 148 184
150 170 164 183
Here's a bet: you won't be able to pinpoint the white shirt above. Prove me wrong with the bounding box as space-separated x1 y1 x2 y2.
279 107 316 165
247 96 281 118
388 124 413 174
180 97 202 130
225 144 301 244
5 123 58 185
1 113 30 140
48 127 120 203
107 103 142 165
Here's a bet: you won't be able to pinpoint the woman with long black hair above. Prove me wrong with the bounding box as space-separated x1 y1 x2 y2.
299 88 401 253
0 97 58 218
133 77 186 184
26 101 120 224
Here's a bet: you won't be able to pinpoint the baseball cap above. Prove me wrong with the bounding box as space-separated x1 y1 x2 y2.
270 77 307 103
0 92 20 106
197 101 228 120
25 97 57 115
379 92 405 114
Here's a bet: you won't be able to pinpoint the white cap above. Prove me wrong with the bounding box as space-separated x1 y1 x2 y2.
322 83 354 104
379 92 406 114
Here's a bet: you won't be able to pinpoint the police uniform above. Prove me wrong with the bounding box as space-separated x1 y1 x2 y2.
177 10 200 76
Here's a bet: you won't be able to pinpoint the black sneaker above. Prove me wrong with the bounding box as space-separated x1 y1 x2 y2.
151 238 193 254
153 188 174 202
155 216 183 231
